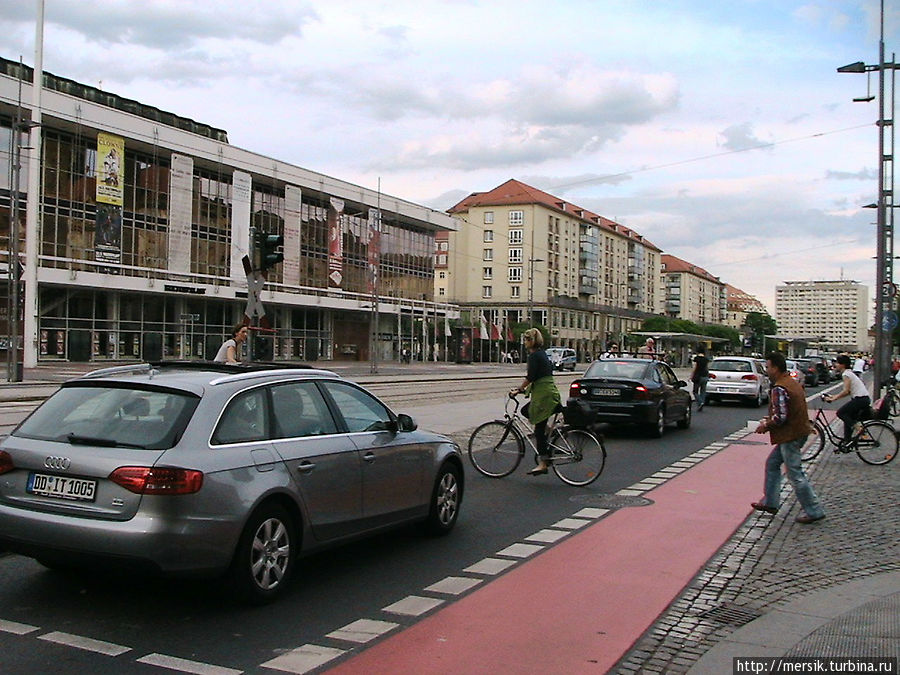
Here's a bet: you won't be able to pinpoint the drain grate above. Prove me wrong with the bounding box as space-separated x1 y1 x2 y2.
698 603 763 626
569 494 654 509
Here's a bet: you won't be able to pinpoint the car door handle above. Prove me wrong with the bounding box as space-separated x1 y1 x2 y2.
363 452 376 463
296 462 316 474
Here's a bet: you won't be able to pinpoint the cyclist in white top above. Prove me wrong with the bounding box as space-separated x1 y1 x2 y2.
823 354 870 448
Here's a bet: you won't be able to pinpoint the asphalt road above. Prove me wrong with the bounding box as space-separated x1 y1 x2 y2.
0 374 834 675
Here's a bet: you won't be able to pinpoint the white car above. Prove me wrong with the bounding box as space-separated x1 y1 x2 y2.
705 356 771 407
546 347 577 371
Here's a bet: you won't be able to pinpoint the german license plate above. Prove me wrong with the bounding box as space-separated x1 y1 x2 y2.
27 472 97 502
593 388 619 397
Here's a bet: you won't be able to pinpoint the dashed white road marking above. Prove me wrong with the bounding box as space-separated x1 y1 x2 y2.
496 542 543 558
615 488 644 496
260 644 346 674
326 618 399 644
525 528 569 543
553 517 592 529
136 653 243 675
38 630 131 656
463 557 517 575
382 595 444 616
424 576 482 595
573 507 610 519
0 619 39 635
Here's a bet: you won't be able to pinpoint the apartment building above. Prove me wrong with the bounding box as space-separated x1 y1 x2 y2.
439 179 661 357
775 280 869 350
660 254 726 325
724 283 769 329
0 57 457 365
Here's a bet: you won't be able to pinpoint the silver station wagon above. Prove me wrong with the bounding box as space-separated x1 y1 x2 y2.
0 363 464 603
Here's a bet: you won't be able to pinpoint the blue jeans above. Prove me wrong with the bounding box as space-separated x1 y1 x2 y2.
693 376 709 406
762 436 824 518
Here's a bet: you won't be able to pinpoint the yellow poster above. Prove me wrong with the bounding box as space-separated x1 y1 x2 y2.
96 132 124 206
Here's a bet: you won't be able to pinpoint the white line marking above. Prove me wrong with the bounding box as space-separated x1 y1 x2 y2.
525 528 569 543
38 631 131 656
424 576 483 595
496 542 543 558
136 653 243 675
0 619 39 635
260 644 346 674
382 595 444 616
463 557 517 575
326 618 399 644
616 489 644 496
572 507 610 519
552 517 592 529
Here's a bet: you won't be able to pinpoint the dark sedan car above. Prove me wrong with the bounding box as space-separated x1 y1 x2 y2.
567 358 692 437
795 358 820 387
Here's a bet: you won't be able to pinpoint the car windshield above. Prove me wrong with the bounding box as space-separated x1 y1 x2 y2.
14 384 200 450
584 360 648 380
710 359 752 373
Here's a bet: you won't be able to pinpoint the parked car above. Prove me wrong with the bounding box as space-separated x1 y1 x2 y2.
794 358 820 387
567 357 692 437
785 360 806 387
808 356 833 384
0 362 464 604
546 347 577 371
705 356 771 407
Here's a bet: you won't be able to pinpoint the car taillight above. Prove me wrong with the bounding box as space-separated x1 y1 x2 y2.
109 466 203 495
633 385 650 400
708 373 716 379
569 382 584 398
0 450 13 475
742 374 758 381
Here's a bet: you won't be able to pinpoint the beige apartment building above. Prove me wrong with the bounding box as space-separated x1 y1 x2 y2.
660 254 726 325
437 179 661 358
775 280 869 351
724 283 769 330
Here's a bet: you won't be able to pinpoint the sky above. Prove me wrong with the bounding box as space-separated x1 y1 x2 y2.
2 0 899 315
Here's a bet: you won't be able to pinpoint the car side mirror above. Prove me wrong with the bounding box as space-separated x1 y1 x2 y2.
397 413 417 432
675 380 688 388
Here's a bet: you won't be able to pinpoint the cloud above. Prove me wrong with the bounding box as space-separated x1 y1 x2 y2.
718 122 772 152
826 167 877 180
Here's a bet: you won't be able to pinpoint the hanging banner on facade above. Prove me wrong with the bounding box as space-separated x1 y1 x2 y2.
327 197 344 288
283 185 302 288
167 154 193 275
367 209 380 296
96 132 124 206
231 171 252 286
94 204 122 264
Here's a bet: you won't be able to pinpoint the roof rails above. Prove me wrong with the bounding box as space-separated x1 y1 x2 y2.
79 363 154 379
148 360 318 373
209 368 339 386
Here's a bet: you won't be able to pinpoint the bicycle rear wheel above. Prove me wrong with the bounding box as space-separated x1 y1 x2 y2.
854 420 898 465
890 391 900 417
800 423 826 461
468 421 525 477
549 427 606 486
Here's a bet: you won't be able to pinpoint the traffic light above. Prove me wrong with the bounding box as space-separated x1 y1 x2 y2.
253 229 284 273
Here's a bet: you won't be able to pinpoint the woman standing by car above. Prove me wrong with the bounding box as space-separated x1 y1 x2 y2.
691 345 710 411
509 328 562 476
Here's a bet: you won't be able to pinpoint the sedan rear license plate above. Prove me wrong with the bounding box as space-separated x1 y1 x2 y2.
593 388 619 397
27 472 97 502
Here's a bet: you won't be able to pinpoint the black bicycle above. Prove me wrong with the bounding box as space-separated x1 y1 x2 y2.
801 397 898 465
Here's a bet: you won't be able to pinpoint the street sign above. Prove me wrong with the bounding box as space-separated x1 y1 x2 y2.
882 310 899 332
883 281 898 299
179 313 200 322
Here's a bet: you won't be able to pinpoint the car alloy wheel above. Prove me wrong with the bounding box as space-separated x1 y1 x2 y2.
425 463 461 535
229 503 296 604
650 405 665 438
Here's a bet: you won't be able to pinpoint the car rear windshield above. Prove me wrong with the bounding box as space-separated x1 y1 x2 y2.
710 359 753 373
584 360 647 379
13 385 200 450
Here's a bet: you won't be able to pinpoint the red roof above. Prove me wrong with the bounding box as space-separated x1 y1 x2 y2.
660 254 721 284
448 179 660 252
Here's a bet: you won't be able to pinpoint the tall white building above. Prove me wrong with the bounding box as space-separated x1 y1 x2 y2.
775 280 869 350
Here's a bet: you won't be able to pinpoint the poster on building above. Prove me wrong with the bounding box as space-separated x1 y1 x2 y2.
367 209 380 296
283 185 302 287
94 204 122 264
96 132 124 206
327 197 344 288
167 154 194 275
231 171 252 286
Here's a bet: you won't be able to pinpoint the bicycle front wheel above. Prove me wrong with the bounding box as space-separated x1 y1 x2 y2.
855 420 898 465
549 427 606 487
468 421 525 477
800 423 826 461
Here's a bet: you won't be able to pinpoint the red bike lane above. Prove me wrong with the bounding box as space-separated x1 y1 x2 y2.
326 435 767 674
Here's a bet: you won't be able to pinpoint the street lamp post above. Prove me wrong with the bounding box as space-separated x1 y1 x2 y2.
838 0 897 398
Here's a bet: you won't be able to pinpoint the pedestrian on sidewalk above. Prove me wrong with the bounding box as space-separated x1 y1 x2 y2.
691 344 710 411
752 351 825 524
823 354 870 450
214 323 248 364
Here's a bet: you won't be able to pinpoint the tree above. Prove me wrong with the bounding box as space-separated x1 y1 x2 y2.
744 312 777 350
700 323 740 347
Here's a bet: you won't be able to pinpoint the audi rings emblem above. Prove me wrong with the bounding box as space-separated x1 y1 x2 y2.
44 456 71 470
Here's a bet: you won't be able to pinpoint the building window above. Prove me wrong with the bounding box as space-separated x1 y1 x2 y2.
483 249 493 261
436 254 447 265
511 286 520 298
439 271 445 279
508 267 522 282
509 248 522 263
439 241 448 251
439 287 445 296
509 229 523 244
484 211 494 224
509 210 524 225
484 229 493 242
483 267 493 279
482 286 492 298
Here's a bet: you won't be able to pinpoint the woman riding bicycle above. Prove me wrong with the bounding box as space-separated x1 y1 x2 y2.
509 328 562 476
823 354 870 450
